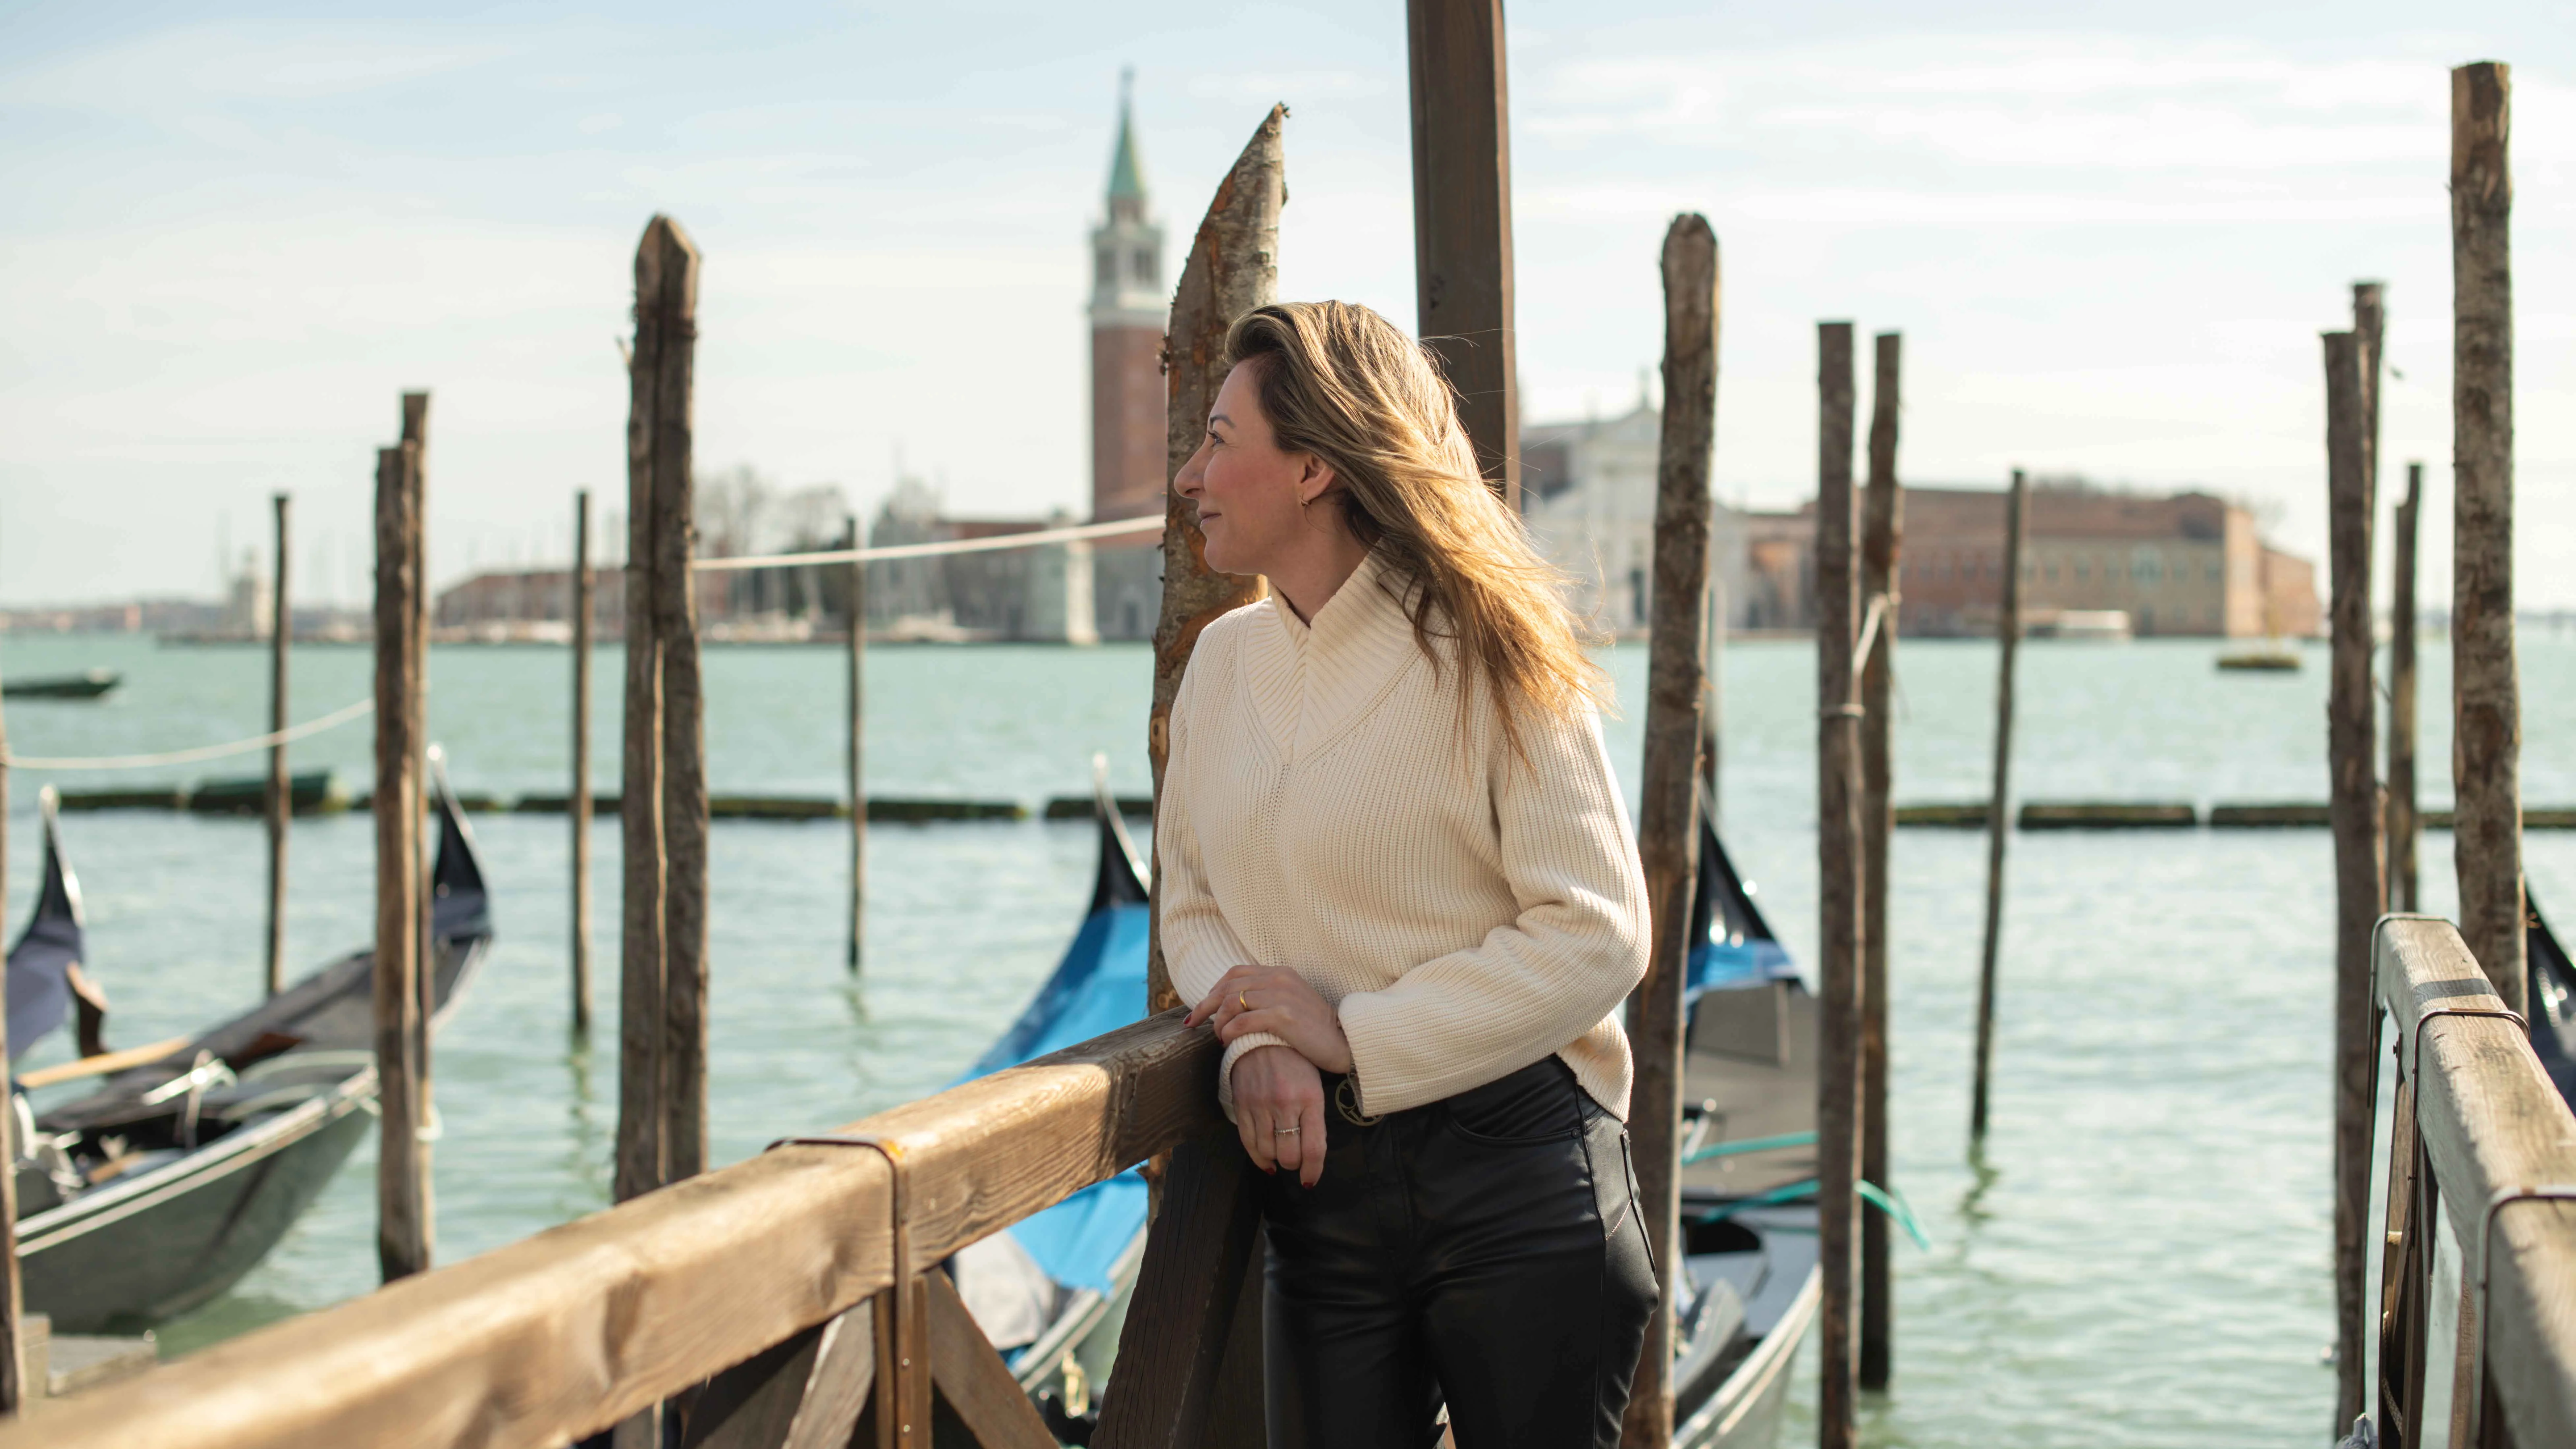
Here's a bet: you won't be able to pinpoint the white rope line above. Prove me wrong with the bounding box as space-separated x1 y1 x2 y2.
691 514 1163 572
5 698 375 771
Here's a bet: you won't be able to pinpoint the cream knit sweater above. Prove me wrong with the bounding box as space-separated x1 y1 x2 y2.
1158 553 1652 1121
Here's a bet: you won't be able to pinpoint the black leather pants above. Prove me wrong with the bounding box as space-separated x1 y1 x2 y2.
1255 1057 1659 1449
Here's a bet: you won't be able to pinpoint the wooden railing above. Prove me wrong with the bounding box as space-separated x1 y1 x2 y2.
2369 916 2576 1448
0 1010 1260 1449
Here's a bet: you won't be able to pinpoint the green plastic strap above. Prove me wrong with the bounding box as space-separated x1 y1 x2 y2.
1690 1176 1932 1250
1681 1129 1818 1165
1855 1180 1932 1249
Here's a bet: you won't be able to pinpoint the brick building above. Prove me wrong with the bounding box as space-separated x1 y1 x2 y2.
1896 483 2319 638
1518 428 2320 641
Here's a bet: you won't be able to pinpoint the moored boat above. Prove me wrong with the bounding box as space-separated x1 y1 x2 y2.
8 759 495 1333
2527 893 2576 1109
2 669 121 701
1671 811 1822 1449
943 763 1153 1433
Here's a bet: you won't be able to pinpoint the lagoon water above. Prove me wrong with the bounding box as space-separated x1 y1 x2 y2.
4 628 2573 1447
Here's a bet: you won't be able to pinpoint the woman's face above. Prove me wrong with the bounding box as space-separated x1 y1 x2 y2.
1176 361 1330 577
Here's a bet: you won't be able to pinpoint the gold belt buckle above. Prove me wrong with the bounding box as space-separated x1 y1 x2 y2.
1335 1076 1381 1128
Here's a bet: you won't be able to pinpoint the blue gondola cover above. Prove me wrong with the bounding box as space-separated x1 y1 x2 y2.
958 898 1152 1296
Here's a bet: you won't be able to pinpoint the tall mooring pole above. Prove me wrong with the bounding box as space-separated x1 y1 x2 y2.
1858 331 1903 1392
1096 109 1290 1449
618 213 708 1211
2450 61 2522 1015
1620 213 1717 1449
1145 108 1283 1015
1701 572 1723 815
570 489 594 1034
2323 328 2384 1433
846 513 866 975
1969 470 2028 1140
2387 462 2422 912
265 492 292 997
1406 0 1518 508
0 662 22 1416
1814 320 1863 1449
373 435 430 1282
613 213 703 1449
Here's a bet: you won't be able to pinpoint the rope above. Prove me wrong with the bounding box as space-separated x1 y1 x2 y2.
692 514 1163 573
1853 591 1891 672
4 698 375 771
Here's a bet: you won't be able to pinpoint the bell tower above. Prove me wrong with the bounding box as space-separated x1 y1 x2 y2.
1088 69 1168 525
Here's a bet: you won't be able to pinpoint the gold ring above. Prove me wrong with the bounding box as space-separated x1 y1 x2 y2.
1238 991 1249 1012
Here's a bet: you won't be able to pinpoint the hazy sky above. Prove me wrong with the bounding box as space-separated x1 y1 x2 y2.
2 1 2569 605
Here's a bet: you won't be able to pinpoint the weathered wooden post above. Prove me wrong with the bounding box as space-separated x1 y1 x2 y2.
374 439 431 1282
1619 213 1717 1449
1097 109 1285 1449
0 672 22 1416
1858 330 1903 1392
266 491 292 997
2387 462 2422 912
652 253 709 1190
1406 0 1518 507
845 513 866 975
1701 572 1723 813
1814 320 1863 1449
1969 470 2028 1140
611 215 703 1449
2323 328 2384 1432
618 214 708 1217
1144 107 1283 1015
570 489 594 1035
2355 283 2385 507
402 396 434 1148
2450 61 2522 1014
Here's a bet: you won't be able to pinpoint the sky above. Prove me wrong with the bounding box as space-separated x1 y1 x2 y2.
1 1 2570 607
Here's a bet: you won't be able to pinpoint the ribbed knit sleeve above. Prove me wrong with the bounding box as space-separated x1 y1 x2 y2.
1154 628 1282 1116
1333 703 1650 1118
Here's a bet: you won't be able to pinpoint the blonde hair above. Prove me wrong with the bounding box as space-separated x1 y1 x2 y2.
1224 301 1604 758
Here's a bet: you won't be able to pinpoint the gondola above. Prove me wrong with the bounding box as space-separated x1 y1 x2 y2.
1670 810 1822 1449
949 773 1819 1446
2 670 120 701
929 764 1151 1435
7 758 494 1333
2526 892 2576 1109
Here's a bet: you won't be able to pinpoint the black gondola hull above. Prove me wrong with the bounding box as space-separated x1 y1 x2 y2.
19 1076 374 1332
14 769 494 1334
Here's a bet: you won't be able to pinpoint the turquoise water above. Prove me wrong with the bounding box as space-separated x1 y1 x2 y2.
4 628 2573 1447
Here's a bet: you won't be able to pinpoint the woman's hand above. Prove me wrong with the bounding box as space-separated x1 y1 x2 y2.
1186 963 1356 1075
1227 1044 1328 1185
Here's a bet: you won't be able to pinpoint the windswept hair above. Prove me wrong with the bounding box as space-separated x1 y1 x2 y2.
1224 301 1605 758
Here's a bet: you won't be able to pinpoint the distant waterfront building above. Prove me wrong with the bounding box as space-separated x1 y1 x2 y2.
1088 72 1167 643
863 477 1098 644
1520 393 1753 638
1517 400 2319 640
1896 483 2319 638
225 550 274 639
434 568 620 643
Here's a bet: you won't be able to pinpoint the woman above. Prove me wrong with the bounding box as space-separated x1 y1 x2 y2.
1163 301 1658 1449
